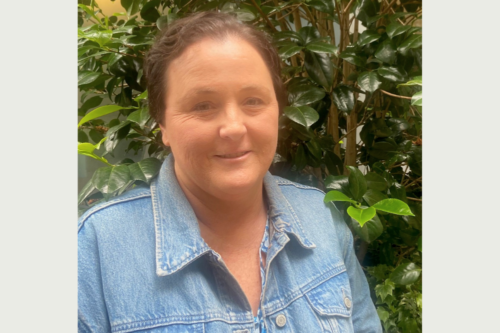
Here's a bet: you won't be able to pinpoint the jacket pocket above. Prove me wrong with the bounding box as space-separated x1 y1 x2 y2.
304 270 354 333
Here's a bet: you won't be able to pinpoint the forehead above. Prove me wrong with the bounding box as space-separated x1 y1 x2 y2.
166 36 273 87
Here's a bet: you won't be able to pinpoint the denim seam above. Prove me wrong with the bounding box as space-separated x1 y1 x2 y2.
304 271 352 318
150 181 164 276
78 192 151 232
263 263 346 316
111 315 255 333
276 180 326 195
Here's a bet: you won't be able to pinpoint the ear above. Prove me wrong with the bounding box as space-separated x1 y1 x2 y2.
159 122 170 147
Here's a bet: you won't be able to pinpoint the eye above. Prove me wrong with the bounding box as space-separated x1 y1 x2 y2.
192 102 213 112
244 97 264 106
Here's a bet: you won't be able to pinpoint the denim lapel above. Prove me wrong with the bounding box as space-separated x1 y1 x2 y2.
263 172 316 250
150 154 211 276
150 154 316 277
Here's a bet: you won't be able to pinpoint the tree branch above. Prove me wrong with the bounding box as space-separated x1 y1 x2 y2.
380 89 413 100
404 176 422 188
249 0 278 32
343 0 357 14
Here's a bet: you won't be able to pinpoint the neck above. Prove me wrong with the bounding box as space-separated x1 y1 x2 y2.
175 167 268 254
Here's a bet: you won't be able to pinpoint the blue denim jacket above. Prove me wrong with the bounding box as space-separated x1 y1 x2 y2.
78 155 382 333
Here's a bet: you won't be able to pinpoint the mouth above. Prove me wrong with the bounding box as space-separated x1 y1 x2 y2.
215 151 251 159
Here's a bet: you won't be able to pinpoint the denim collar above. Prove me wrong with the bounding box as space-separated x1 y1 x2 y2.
151 154 315 277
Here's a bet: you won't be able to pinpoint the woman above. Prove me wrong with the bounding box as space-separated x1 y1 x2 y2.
78 11 382 333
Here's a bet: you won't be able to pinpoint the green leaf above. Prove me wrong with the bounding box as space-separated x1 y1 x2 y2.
390 262 421 285
397 76 422 87
78 105 132 127
305 41 338 55
278 43 303 58
372 199 414 216
357 71 382 94
89 129 104 143
121 0 142 16
283 106 319 128
140 0 160 22
78 139 111 166
357 30 380 46
386 22 411 39
355 0 380 25
128 157 162 183
78 71 101 86
375 279 395 302
78 4 103 26
363 189 388 206
377 308 390 322
377 66 407 82
288 85 326 107
417 236 422 252
324 190 357 204
304 50 334 88
78 130 89 143
398 34 422 55
273 31 304 44
352 213 383 242
307 0 334 14
364 172 388 191
78 45 98 57
388 12 417 22
78 137 105 155
298 26 321 45
78 178 96 205
339 51 366 67
106 120 132 137
92 165 131 194
332 86 354 113
411 91 422 106
346 166 367 200
83 30 113 47
323 151 343 175
295 144 306 170
324 175 350 195
133 89 148 102
127 107 150 127
375 39 397 65
347 206 376 227
79 95 103 116
389 183 407 202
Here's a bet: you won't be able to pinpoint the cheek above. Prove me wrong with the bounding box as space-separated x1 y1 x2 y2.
167 121 213 157
251 112 279 152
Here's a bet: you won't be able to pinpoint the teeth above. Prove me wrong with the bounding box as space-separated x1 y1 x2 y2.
219 151 247 158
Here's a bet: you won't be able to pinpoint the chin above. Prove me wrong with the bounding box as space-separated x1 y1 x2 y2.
212 174 263 198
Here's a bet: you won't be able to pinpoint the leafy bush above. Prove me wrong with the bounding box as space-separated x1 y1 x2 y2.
78 1 422 331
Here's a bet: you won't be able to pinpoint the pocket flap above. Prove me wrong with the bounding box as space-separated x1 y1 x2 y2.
305 270 353 318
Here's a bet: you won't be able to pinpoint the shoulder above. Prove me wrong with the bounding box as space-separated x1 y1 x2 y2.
271 175 331 213
273 175 326 197
78 185 152 233
271 175 352 254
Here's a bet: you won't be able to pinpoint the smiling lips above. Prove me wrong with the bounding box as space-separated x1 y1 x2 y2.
215 151 250 159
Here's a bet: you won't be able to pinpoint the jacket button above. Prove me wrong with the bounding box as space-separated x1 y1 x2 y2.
344 297 352 309
275 314 286 327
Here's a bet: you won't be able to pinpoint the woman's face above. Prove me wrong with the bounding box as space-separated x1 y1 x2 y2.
159 36 279 200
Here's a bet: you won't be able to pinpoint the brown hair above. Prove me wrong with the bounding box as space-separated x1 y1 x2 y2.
144 11 286 125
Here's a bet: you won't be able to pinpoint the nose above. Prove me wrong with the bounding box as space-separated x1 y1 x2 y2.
219 104 247 141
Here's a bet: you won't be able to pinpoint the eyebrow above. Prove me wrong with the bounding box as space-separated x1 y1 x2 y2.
179 85 271 104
